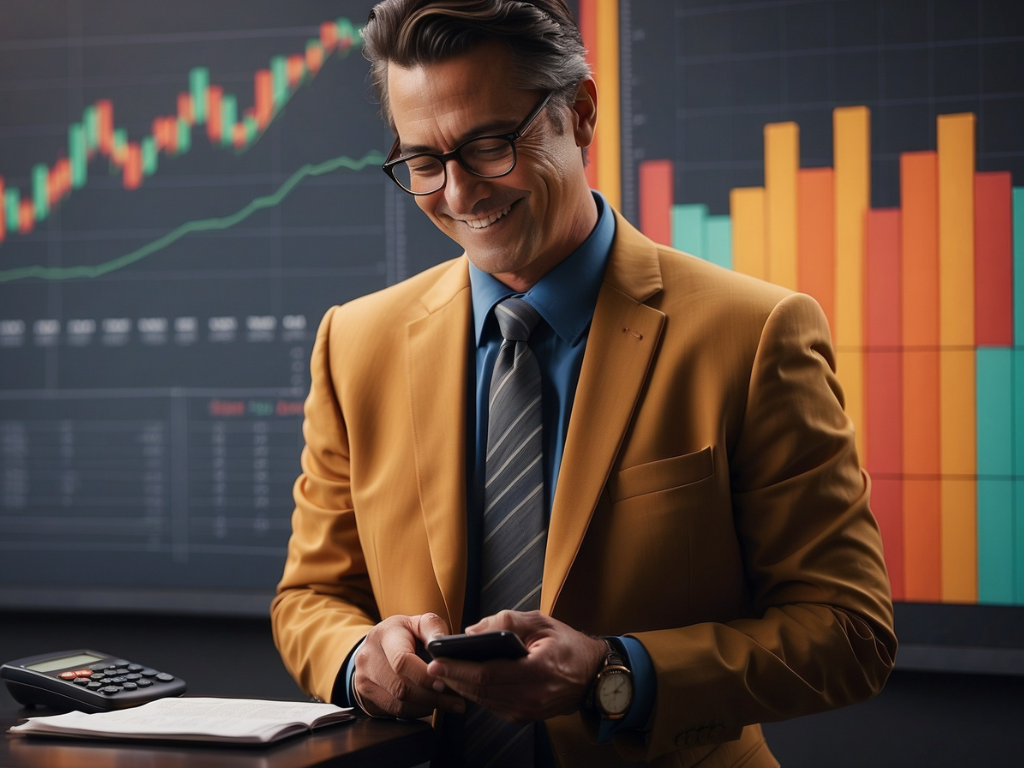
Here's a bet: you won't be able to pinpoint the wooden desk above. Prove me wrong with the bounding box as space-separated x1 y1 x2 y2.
1 704 435 768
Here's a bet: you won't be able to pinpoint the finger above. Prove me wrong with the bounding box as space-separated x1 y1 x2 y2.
415 611 452 643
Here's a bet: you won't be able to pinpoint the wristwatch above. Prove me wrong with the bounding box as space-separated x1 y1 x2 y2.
588 640 634 720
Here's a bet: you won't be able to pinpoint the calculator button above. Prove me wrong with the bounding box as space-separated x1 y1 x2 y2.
86 682 102 690
90 673 106 681
104 667 119 674
127 664 143 672
155 673 174 683
111 660 130 667
140 668 158 677
73 677 90 686
59 671 78 680
99 686 122 695
122 682 138 690
137 679 153 687
108 676 127 684
126 673 141 681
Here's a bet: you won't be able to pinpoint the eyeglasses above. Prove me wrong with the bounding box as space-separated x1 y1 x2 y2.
382 91 554 196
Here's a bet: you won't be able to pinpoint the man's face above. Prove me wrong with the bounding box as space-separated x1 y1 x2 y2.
386 41 597 291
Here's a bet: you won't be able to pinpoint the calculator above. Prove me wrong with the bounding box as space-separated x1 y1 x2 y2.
1 649 187 713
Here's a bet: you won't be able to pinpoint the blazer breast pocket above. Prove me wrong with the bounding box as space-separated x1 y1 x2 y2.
609 446 714 503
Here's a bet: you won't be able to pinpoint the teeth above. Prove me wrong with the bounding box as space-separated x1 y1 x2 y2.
465 205 512 230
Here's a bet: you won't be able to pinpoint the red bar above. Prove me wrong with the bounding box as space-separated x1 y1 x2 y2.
19 200 34 233
864 208 904 598
123 143 142 190
638 160 673 246
306 43 324 74
320 21 338 52
165 116 178 154
286 55 304 88
47 165 58 207
177 93 194 124
796 167 836 338
254 69 273 130
95 100 114 156
974 171 1013 346
206 86 223 143
578 0 598 190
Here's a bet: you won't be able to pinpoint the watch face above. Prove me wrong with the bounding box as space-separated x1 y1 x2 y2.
597 668 632 715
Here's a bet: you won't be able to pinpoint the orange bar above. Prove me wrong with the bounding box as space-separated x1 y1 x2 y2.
286 54 305 88
95 99 114 156
255 69 273 129
232 122 247 149
18 200 34 233
594 0 620 209
730 187 766 280
974 171 1013 346
47 166 58 207
901 150 941 602
319 21 338 52
833 105 870 464
864 208 904 599
206 86 223 143
177 93 194 125
764 121 799 290
639 160 672 246
578 0 599 192
123 143 142 190
797 167 836 338
58 158 71 201
937 112 977 603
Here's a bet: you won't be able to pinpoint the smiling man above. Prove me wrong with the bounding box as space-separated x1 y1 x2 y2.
271 2 897 767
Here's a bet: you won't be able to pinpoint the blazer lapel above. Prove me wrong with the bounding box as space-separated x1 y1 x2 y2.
407 259 473 632
542 215 666 613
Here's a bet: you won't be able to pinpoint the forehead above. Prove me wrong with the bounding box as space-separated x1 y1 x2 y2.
386 41 532 149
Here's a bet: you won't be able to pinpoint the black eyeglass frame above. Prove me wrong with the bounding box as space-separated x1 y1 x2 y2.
382 90 555 196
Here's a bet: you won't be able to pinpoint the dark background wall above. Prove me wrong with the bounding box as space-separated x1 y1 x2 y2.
3 609 1023 766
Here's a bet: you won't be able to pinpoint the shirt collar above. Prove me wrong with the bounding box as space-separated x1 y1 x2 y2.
469 190 615 347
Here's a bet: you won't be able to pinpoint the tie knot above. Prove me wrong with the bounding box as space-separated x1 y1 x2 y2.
494 297 541 342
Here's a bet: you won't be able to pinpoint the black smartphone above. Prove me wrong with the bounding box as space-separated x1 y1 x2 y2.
426 631 528 662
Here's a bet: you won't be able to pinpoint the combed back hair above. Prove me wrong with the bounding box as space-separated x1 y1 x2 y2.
362 0 591 130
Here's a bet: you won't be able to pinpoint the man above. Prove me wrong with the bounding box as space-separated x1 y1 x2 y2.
271 1 897 766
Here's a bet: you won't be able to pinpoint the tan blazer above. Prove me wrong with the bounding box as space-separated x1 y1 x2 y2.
271 211 896 767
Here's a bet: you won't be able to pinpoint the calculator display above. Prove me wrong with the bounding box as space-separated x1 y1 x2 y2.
26 652 105 673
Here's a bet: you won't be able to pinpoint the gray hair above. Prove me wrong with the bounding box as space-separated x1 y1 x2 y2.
361 0 592 131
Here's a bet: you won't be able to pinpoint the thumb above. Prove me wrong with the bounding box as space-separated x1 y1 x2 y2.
415 611 452 643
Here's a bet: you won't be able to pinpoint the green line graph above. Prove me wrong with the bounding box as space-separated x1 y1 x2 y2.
0 151 384 283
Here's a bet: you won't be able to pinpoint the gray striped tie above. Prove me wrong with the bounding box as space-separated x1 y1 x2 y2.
465 296 546 767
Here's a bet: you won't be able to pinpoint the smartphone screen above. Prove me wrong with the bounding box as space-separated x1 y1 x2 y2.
426 631 528 662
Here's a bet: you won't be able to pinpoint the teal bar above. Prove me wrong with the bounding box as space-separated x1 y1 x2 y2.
5 188 19 229
113 128 127 157
83 105 98 150
221 95 237 146
244 115 258 146
1014 189 1024 345
190 67 209 124
177 117 191 153
706 215 733 270
271 55 288 109
141 137 158 176
32 164 48 221
977 348 1015 604
671 204 707 259
69 123 87 189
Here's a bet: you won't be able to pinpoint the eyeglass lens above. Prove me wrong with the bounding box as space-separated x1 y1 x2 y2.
391 136 516 194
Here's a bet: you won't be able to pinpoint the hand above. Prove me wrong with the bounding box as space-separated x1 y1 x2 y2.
352 613 466 719
425 610 607 724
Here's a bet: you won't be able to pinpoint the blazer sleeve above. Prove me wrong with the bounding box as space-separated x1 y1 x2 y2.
270 306 380 703
623 292 896 761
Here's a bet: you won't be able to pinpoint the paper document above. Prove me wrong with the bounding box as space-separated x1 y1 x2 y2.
8 697 355 744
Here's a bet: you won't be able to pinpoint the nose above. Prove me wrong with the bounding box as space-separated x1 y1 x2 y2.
442 158 488 214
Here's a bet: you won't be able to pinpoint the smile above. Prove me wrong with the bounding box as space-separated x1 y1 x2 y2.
464 204 513 230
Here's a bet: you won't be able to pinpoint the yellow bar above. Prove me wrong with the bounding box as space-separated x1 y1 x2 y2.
937 112 977 603
729 187 766 280
833 106 870 464
765 122 799 290
595 0 620 210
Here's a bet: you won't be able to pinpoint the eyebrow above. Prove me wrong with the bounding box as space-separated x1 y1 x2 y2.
398 116 523 156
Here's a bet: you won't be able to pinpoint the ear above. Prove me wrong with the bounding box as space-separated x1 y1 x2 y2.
571 77 598 148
